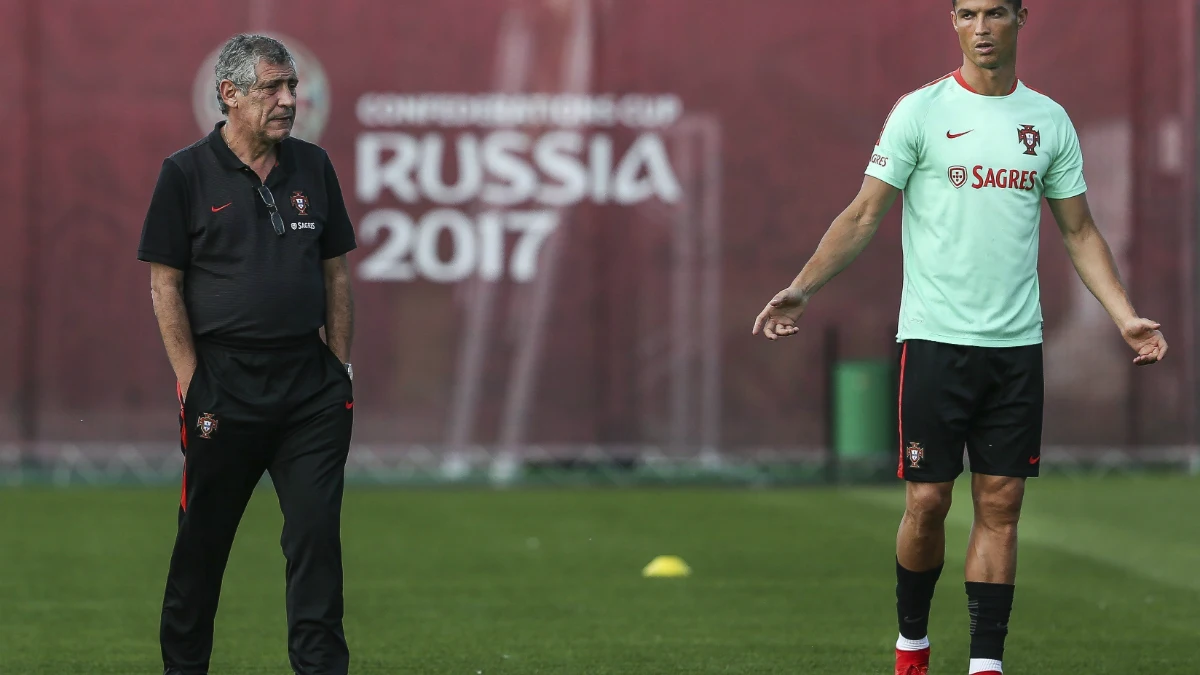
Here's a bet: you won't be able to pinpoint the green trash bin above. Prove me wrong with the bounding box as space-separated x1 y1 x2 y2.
832 359 894 465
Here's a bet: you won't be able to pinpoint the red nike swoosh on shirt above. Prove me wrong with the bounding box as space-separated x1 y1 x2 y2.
1029 456 1040 465
211 202 232 212
345 401 354 409
946 130 974 139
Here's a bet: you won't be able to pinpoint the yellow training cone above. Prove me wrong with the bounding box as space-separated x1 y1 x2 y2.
642 555 692 578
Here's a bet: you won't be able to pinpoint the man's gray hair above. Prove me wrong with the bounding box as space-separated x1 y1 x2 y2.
214 34 295 115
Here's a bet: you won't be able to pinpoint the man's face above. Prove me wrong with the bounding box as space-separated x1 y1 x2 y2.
223 59 298 143
952 0 1027 70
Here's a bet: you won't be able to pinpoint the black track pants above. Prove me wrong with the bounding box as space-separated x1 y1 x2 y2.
160 336 354 675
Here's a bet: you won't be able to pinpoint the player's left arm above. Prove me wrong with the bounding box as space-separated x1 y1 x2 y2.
1044 108 1165 366
1047 194 1167 365
322 255 354 365
320 152 357 366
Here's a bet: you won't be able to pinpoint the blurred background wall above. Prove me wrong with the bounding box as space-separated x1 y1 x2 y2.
0 0 1195 481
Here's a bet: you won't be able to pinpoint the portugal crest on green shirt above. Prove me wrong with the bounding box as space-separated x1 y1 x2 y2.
1017 124 1041 156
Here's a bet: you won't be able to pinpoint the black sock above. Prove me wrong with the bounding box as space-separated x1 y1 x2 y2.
966 581 1015 661
896 558 943 640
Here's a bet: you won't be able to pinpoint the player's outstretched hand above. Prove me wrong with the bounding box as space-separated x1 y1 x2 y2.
752 288 809 341
1121 318 1168 366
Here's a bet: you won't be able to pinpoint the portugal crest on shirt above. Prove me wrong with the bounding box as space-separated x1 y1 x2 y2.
291 191 309 216
1017 124 1041 156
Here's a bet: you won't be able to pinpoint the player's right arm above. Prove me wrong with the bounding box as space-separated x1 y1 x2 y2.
137 159 198 399
752 177 901 340
149 264 198 399
753 93 920 340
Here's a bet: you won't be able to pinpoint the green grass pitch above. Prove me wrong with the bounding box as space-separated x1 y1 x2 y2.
2 475 1199 673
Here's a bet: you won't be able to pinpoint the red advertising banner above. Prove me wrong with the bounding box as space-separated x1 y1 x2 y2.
0 0 1193 466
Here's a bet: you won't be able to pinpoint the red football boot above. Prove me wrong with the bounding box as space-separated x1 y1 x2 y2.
895 647 930 675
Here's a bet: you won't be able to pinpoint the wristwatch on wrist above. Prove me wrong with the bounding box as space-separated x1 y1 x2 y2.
344 363 353 381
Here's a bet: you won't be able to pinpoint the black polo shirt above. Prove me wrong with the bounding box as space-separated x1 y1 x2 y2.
137 122 356 347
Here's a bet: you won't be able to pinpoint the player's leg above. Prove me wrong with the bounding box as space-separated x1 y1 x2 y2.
896 481 954 617
269 349 354 675
895 480 953 673
963 474 1024 675
962 344 1043 675
894 340 975 674
966 475 1025 583
160 357 272 675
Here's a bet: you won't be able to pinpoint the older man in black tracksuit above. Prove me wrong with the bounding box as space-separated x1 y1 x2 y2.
137 34 356 675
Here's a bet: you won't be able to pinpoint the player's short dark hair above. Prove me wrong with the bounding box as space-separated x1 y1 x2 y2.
952 0 1022 10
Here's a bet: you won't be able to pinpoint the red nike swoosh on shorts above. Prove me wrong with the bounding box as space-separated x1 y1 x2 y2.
345 401 354 409
1029 456 1040 464
211 202 232 212
946 130 974 139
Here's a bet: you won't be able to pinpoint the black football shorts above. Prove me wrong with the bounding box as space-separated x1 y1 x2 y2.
896 339 1043 482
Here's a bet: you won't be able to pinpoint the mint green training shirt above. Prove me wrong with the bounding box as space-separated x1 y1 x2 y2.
864 69 1088 347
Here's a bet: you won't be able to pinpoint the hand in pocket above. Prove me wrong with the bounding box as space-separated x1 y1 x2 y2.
180 365 197 403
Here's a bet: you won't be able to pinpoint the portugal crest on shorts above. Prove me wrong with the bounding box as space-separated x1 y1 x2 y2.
1017 124 1041 156
290 191 309 216
197 413 219 439
907 441 925 468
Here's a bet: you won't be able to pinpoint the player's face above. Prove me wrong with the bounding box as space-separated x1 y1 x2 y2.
951 0 1027 70
226 59 298 144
